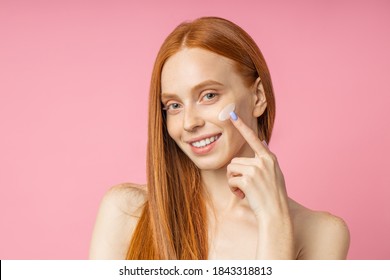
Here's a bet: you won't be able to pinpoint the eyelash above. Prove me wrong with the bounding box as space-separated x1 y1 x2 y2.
162 92 219 114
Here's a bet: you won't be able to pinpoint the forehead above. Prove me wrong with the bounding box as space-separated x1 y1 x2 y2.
161 48 241 93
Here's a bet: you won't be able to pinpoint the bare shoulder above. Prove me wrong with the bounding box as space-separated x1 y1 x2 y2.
103 183 147 216
288 199 350 260
89 183 147 259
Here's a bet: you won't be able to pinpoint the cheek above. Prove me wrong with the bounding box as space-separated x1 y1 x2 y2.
234 97 257 127
201 104 222 116
166 117 181 141
235 97 252 117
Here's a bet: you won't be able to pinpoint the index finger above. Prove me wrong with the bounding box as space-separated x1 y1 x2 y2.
229 111 268 157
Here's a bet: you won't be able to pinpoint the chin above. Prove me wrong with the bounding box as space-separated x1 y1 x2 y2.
187 153 232 171
194 162 226 171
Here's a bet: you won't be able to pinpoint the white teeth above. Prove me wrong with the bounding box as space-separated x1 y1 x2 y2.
191 136 218 148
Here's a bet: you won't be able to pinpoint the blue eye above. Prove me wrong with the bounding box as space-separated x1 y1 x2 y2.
163 103 183 114
206 93 215 99
203 92 218 101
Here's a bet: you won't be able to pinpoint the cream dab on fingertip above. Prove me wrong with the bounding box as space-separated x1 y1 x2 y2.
218 103 236 121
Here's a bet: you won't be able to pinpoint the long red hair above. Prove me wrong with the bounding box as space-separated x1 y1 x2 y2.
126 16 276 259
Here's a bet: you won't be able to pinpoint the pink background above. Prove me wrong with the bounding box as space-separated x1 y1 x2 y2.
1 0 389 259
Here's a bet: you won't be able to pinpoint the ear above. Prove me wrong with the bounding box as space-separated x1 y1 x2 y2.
252 77 267 118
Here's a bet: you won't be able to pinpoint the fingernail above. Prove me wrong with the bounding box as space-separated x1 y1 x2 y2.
262 140 268 147
218 103 236 121
230 111 238 121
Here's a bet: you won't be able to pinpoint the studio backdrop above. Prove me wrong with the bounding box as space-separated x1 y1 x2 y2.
1 0 389 259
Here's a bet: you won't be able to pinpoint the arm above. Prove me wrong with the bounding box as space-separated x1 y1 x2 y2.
89 183 146 259
255 209 295 259
227 113 294 259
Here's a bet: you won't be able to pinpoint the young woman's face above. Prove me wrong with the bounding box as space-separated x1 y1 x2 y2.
161 48 260 170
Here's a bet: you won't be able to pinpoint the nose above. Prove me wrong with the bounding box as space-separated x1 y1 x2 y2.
183 105 205 132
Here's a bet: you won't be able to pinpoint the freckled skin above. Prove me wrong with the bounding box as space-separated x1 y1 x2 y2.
161 48 257 170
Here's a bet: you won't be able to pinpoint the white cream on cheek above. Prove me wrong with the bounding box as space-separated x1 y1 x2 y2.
218 103 236 121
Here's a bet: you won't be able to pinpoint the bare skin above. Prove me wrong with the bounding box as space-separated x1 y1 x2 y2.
89 48 350 259
89 183 349 259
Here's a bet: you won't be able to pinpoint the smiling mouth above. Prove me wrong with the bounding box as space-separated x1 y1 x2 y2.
190 134 221 148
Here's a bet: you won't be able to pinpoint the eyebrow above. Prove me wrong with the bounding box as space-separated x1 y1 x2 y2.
161 79 225 100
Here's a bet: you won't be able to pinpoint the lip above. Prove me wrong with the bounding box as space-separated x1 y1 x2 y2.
186 133 222 155
185 133 222 144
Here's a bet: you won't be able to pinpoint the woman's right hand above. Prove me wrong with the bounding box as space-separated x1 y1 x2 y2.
226 111 294 259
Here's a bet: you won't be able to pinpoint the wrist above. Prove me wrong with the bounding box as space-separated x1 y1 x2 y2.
254 206 291 225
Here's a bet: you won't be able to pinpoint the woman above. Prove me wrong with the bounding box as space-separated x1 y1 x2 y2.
89 17 350 259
